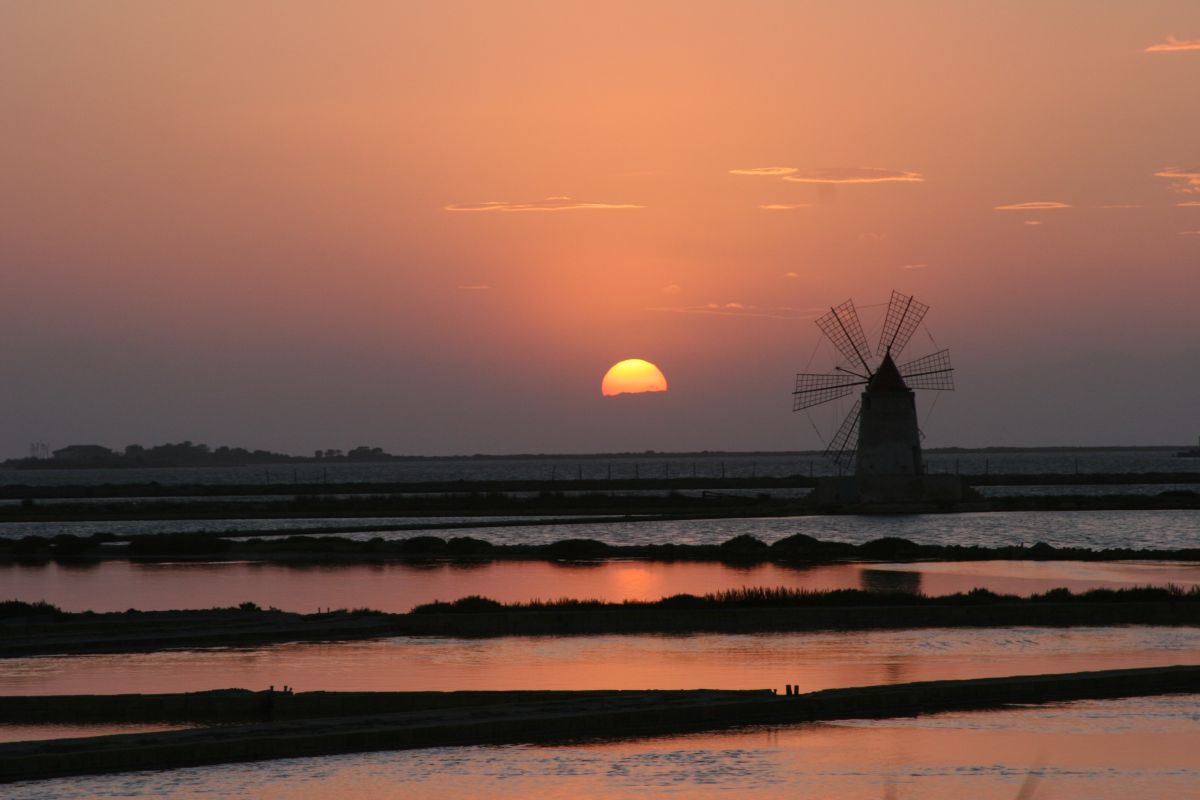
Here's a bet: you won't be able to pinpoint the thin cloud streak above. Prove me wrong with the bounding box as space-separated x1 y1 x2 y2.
781 167 924 184
645 305 814 320
729 167 798 176
901 263 929 270
1178 201 1200 207
444 196 645 212
1145 36 1200 53
1154 167 1200 193
731 166 923 184
759 203 811 210
994 201 1072 211
1180 230 1200 236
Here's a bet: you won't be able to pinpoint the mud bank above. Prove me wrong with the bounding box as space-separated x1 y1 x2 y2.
3 666 1199 782
5 591 1200 657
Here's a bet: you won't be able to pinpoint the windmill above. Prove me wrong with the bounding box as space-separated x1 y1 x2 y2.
793 291 954 481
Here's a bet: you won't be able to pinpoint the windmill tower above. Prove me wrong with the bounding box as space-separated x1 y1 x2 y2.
793 291 961 506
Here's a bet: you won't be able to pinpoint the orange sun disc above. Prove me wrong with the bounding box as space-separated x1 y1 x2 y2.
601 358 668 397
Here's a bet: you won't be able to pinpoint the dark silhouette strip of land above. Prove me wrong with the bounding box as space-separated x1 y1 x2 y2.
3 470 1199 500
6 586 1200 656
1 469 1199 527
7 530 1200 565
3 666 1199 783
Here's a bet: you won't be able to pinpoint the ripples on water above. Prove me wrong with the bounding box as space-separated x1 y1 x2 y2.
3 509 1199 551
8 695 1199 799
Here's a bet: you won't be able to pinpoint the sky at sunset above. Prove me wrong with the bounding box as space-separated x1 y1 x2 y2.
2 1 1198 458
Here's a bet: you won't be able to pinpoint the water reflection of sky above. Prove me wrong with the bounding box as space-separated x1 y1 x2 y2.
6 558 1200 613
4 626 1198 697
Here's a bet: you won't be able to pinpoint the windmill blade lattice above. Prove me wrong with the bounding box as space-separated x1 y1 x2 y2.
898 349 955 391
824 399 861 470
815 300 872 372
793 373 867 410
878 290 929 357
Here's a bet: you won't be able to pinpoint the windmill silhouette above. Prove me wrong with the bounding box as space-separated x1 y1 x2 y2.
794 292 959 505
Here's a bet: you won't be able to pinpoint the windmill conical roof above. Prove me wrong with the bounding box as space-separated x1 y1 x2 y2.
868 351 909 392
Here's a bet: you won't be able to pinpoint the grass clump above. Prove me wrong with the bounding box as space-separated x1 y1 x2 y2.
408 583 1200 615
0 599 66 618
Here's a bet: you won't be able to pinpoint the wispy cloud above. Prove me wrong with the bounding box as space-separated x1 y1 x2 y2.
456 284 490 290
1145 36 1200 53
1178 200 1200 207
729 167 798 176
759 203 811 210
731 166 923 184
782 167 924 185
774 306 825 318
901 263 928 270
1155 168 1200 194
994 201 1072 211
783 271 799 279
1180 230 1200 236
645 303 812 320
1024 220 1043 226
444 196 644 212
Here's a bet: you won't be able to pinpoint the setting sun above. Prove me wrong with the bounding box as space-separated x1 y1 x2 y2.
601 359 668 397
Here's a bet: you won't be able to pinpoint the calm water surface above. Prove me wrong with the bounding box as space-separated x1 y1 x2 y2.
7 559 1200 613
4 626 1197 696
8 694 1199 799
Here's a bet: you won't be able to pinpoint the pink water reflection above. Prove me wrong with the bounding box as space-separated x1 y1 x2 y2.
5 559 1200 613
2 626 1197 696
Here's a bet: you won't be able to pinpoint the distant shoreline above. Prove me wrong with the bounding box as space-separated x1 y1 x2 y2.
1 484 1197 527
2 444 1190 471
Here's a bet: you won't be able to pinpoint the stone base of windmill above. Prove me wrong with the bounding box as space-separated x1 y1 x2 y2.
808 474 966 511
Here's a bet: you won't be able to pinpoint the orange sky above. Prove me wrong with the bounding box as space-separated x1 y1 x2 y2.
1 2 1198 455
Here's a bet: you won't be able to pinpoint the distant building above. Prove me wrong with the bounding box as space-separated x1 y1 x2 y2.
52 444 115 462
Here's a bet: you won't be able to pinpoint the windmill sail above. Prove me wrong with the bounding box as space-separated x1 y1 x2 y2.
898 349 954 390
816 300 871 372
878 290 929 357
793 373 867 410
824 399 861 471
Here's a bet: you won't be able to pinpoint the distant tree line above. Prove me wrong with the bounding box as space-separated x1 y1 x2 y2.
2 441 400 469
